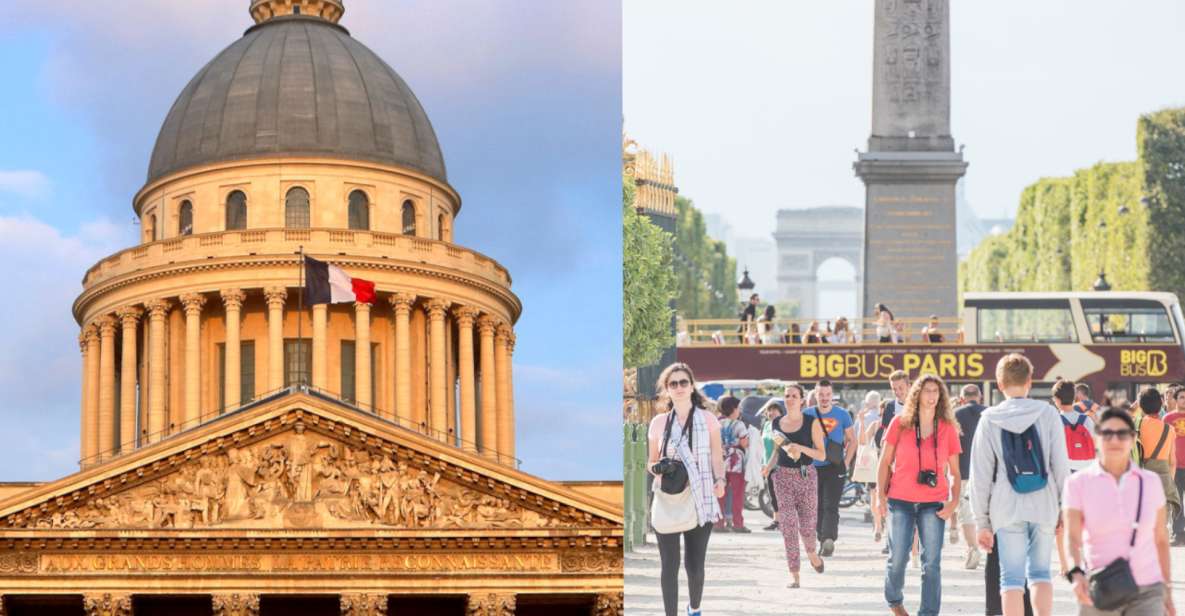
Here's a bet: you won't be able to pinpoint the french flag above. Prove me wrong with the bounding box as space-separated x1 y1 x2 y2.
304 256 376 304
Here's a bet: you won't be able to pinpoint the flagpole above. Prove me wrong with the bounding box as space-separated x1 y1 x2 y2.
297 245 305 389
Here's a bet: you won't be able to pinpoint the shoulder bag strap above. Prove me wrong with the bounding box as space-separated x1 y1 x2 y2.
1129 474 1144 550
660 411 676 458
1149 423 1171 461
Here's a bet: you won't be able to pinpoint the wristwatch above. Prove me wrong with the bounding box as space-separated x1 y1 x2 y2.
1065 566 1085 584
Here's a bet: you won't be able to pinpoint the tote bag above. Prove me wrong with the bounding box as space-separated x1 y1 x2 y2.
850 443 879 483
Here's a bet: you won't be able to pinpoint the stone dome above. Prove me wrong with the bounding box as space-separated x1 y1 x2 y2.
147 16 446 185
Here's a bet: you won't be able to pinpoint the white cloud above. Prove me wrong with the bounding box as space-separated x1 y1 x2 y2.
0 214 129 480
0 170 51 200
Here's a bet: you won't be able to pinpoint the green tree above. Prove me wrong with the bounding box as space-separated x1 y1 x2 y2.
623 176 676 368
674 196 738 319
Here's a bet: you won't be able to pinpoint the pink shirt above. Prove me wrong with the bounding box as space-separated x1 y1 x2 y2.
884 416 962 503
1063 463 1166 586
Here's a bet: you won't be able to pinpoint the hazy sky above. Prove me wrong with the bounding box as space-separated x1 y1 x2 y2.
0 0 621 481
625 1 1185 231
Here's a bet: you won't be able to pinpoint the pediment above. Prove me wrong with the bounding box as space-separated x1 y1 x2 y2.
0 393 621 533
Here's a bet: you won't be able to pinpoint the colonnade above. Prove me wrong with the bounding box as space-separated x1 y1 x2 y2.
77 287 516 468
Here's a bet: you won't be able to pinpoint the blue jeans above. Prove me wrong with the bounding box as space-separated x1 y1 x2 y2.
885 498 945 616
995 520 1054 592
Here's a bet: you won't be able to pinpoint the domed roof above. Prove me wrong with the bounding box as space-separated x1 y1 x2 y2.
147 16 446 185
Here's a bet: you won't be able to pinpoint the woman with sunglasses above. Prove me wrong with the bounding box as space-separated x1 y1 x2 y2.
876 374 963 616
761 382 827 588
648 363 725 616
1063 409 1174 616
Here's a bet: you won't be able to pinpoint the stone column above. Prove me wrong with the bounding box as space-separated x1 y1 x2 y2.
83 593 131 616
340 594 388 616
467 593 516 616
355 301 373 410
495 325 516 463
389 293 415 425
211 593 260 616
477 316 499 459
454 306 479 452
264 286 287 390
221 289 247 411
116 305 143 453
312 303 328 389
179 292 206 430
427 298 450 440
595 593 624 616
80 324 100 465
97 315 118 461
145 299 171 443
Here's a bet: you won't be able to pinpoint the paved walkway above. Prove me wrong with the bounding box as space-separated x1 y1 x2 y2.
625 505 1185 615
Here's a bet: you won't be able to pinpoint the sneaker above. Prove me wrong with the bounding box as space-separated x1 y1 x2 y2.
733 526 752 533
764 521 779 531
687 605 701 616
820 538 835 557
964 548 981 570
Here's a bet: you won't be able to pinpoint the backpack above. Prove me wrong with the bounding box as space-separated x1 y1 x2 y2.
1000 424 1048 493
1061 415 1096 461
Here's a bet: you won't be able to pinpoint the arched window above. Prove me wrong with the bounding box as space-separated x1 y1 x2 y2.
401 200 416 235
285 187 310 228
348 190 370 230
178 200 193 236
225 191 247 230
437 214 445 241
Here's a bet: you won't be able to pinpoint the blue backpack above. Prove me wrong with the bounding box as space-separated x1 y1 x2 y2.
1000 424 1048 493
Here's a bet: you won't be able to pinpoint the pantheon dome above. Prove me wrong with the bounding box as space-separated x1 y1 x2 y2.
70 0 524 469
147 9 447 185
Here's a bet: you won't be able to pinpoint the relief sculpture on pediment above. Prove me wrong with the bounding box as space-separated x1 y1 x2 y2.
18 423 567 531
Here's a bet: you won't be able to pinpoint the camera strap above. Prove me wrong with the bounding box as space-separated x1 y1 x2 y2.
915 416 939 473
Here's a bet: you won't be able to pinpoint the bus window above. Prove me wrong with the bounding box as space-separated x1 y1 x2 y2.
1083 303 1176 343
977 306 1077 343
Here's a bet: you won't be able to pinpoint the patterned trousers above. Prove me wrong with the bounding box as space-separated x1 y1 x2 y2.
772 465 818 573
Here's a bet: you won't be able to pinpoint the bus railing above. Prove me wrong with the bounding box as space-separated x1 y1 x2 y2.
679 316 963 346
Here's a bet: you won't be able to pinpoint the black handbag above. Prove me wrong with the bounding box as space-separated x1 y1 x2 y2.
824 438 846 473
1088 474 1143 611
654 411 693 495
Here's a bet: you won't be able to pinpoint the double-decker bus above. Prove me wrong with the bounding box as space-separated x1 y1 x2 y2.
679 292 1185 405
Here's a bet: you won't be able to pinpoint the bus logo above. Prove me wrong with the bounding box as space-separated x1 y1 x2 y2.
1119 349 1168 377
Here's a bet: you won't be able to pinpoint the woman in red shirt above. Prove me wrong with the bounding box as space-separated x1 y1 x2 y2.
875 374 963 616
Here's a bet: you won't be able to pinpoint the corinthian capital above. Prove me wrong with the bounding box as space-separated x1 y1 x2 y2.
426 297 451 319
467 593 516 616
495 323 514 342
263 286 288 309
115 305 143 328
595 593 624 616
96 315 118 336
477 315 501 337
83 593 131 616
211 594 260 616
453 305 480 328
388 292 416 315
221 288 247 311
180 292 207 315
144 298 173 319
340 594 388 616
80 323 99 348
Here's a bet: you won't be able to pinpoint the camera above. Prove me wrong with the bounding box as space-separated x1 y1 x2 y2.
651 458 679 475
916 470 938 488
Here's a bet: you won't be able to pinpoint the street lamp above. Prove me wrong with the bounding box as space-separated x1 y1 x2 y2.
737 268 755 293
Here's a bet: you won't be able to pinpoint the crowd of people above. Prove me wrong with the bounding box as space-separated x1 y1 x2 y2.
725 295 960 346
646 357 1181 616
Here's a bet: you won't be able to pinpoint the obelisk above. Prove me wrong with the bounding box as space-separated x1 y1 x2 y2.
855 0 967 323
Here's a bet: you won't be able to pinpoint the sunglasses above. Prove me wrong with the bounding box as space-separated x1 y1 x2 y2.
1098 429 1135 441
667 379 692 389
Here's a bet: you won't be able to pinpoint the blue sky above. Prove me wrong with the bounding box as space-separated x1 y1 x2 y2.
0 0 623 481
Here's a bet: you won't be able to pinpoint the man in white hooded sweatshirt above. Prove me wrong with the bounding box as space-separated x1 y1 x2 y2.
971 354 1070 616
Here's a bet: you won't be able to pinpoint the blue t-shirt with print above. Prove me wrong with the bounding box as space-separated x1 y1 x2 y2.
804 405 853 467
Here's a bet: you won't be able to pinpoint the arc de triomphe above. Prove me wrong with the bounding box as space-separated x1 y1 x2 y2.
773 206 864 320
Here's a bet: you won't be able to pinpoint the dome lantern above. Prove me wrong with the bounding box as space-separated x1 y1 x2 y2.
250 0 344 24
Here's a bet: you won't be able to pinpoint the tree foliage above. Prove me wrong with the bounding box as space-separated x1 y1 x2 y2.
962 107 1185 299
674 196 738 319
623 175 676 368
